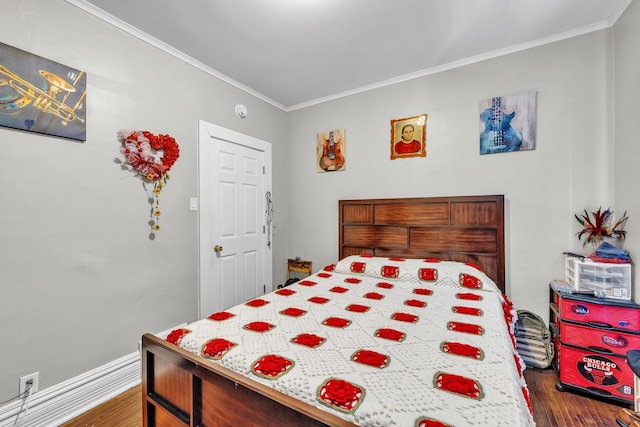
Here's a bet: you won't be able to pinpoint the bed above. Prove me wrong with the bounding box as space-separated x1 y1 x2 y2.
142 195 534 426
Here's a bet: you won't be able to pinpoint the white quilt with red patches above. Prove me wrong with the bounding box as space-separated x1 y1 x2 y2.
167 256 535 427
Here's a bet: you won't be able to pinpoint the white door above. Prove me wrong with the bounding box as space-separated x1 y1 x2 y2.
198 121 273 318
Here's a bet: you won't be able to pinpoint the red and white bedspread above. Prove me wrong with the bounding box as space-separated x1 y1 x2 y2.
167 255 535 427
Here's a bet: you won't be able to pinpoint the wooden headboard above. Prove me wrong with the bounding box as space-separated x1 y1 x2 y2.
339 195 505 294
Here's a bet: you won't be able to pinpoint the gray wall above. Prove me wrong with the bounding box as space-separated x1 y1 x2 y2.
285 30 615 322
0 0 288 400
1 0 637 404
614 0 640 297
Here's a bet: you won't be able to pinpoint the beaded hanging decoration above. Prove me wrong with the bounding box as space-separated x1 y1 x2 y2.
117 130 180 236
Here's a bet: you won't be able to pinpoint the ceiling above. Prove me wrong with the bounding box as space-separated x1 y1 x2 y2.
65 0 630 111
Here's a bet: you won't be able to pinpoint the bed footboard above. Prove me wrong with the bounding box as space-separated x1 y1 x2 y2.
141 333 355 427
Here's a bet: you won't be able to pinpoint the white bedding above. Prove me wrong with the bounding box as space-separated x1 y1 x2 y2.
167 255 535 427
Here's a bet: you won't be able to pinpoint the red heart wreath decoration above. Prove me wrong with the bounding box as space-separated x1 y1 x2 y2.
119 130 180 181
118 129 180 232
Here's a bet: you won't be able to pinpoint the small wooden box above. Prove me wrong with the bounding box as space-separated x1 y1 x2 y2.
288 259 312 280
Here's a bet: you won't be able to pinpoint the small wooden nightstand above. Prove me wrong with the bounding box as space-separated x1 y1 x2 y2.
287 259 312 281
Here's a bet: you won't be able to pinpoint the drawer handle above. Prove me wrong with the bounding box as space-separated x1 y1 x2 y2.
586 321 613 329
587 345 613 354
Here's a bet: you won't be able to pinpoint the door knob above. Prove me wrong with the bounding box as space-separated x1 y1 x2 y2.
213 245 223 253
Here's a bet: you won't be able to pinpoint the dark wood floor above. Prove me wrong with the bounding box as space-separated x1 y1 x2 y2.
524 367 626 426
61 367 627 427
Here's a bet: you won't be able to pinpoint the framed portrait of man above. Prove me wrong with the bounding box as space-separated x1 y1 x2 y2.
390 114 427 160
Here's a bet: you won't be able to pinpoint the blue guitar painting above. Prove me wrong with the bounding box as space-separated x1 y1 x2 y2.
479 92 536 155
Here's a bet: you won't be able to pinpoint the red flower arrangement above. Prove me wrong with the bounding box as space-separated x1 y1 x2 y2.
323 317 351 328
391 312 418 323
381 265 399 278
375 328 406 341
317 378 364 412
364 292 384 300
419 268 438 281
459 273 482 289
350 262 366 273
452 306 483 316
416 417 452 427
280 307 307 317
456 292 482 301
243 321 275 333
434 372 483 399
448 321 484 335
166 328 190 345
252 354 293 379
292 333 325 348
291 334 326 348
346 304 370 313
405 299 427 308
441 341 484 360
352 350 389 369
245 298 269 307
202 338 236 359
118 130 180 233
207 311 235 321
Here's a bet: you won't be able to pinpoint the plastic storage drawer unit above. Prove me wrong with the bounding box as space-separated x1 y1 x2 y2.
565 256 631 300
549 285 640 405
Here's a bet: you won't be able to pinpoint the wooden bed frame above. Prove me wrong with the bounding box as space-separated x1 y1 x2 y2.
142 195 505 426
338 195 505 293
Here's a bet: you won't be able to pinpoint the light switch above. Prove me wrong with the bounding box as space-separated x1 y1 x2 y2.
189 197 198 211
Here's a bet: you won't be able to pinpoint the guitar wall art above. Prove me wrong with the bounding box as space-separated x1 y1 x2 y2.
479 91 536 155
317 128 346 172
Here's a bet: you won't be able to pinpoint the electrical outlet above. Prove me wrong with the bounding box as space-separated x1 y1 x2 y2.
19 372 38 395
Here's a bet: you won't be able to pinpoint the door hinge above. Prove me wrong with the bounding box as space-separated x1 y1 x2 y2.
263 165 265 174
263 284 266 293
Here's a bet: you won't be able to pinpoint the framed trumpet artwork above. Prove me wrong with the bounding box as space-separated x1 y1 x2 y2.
390 114 427 159
317 129 346 172
0 42 86 141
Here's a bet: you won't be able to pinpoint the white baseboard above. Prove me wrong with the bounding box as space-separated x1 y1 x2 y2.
0 352 140 427
0 324 186 427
